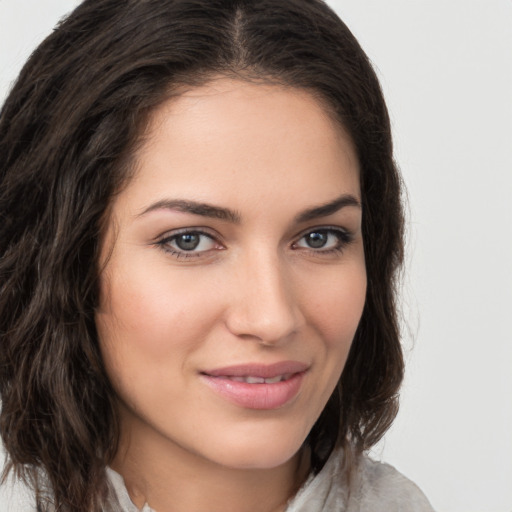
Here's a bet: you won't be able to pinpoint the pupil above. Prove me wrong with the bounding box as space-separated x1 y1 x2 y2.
307 231 327 248
176 233 200 251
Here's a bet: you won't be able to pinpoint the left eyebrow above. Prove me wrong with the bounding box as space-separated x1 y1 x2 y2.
295 194 361 223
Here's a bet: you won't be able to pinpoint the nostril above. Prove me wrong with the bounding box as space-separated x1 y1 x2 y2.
225 308 301 346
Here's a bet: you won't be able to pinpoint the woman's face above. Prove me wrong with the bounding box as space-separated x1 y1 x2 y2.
96 78 366 471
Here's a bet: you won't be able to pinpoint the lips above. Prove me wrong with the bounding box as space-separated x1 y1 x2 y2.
203 361 309 379
200 361 308 410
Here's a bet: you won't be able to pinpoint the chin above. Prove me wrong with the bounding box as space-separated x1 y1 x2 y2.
200 424 309 470
216 448 300 471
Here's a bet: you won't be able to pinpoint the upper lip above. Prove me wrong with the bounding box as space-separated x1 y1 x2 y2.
202 361 309 379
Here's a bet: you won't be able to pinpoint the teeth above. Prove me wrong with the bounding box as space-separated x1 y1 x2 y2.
264 375 283 384
231 376 248 383
228 374 290 384
246 376 265 384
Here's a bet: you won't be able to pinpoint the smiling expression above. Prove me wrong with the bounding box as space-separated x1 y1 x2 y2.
95 78 367 471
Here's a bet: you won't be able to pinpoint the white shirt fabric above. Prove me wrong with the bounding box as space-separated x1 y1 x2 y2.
1 448 435 511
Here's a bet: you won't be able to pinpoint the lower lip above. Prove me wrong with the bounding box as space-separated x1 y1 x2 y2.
200 372 305 410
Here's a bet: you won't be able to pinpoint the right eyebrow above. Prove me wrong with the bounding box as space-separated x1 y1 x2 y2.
137 199 241 223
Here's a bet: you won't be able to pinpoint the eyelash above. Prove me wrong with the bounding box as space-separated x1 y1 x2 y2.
155 228 221 259
292 227 354 255
155 226 354 260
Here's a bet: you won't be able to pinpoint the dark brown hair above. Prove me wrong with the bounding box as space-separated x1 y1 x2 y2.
0 0 404 510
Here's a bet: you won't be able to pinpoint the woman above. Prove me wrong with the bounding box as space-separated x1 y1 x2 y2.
0 0 434 511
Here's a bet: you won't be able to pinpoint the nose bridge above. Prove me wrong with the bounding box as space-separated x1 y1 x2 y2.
226 247 300 344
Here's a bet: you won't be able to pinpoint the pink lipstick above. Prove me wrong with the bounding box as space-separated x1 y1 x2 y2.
200 361 308 410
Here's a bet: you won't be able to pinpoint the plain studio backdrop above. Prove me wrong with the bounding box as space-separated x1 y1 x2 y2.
1 1 511 511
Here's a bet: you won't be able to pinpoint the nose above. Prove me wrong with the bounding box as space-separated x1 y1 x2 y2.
224 250 303 345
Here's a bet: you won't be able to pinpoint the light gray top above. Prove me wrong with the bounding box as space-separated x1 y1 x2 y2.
1 448 435 511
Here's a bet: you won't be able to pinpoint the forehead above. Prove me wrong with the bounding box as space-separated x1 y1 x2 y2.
122 78 360 215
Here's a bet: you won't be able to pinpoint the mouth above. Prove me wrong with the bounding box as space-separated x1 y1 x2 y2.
219 374 294 384
200 361 308 410
202 360 309 379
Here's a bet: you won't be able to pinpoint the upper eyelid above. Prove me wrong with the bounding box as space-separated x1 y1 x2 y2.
293 225 351 240
156 227 221 243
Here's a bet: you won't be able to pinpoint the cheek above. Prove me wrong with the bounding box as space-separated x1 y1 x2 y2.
328 277 366 344
95 261 221 410
95 275 207 425
302 263 366 410
302 259 367 351
96 258 220 358
293 260 366 429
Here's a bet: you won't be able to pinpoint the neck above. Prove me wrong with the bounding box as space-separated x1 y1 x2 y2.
110 416 310 512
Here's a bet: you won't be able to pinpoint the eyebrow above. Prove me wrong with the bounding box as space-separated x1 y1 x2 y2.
138 193 361 224
294 194 361 223
138 199 241 223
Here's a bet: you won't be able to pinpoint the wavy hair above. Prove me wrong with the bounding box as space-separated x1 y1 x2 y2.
0 0 404 510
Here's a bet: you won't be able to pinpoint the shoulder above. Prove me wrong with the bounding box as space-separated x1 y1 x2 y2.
286 449 434 512
287 448 435 512
347 454 435 512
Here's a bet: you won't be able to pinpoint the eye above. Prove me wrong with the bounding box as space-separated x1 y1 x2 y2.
156 230 221 257
293 228 352 252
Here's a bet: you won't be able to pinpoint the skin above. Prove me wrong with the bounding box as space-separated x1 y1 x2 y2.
95 78 367 512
